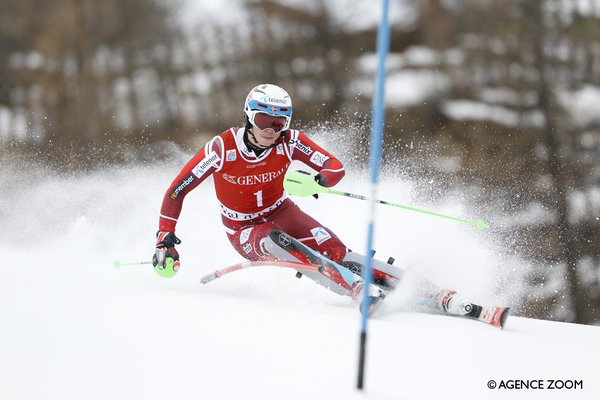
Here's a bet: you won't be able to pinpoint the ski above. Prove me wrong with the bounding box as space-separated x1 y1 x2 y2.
200 260 321 284
199 253 510 327
474 305 510 329
421 288 511 329
200 257 388 316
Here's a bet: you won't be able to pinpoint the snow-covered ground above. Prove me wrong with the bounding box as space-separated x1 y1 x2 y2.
1 141 599 399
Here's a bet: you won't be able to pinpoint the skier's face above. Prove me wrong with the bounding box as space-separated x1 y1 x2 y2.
250 125 282 148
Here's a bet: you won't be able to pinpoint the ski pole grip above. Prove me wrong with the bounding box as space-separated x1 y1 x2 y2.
284 170 328 197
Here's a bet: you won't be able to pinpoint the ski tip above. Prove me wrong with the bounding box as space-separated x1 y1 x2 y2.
499 307 510 329
200 273 217 284
477 305 511 328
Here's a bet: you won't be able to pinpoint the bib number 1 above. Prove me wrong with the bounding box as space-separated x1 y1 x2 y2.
253 190 263 207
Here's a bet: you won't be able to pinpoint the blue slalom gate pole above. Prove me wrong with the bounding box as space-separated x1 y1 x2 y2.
357 0 391 391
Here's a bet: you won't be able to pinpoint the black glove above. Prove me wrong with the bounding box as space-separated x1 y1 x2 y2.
152 231 181 277
155 231 181 249
312 174 324 199
314 173 326 186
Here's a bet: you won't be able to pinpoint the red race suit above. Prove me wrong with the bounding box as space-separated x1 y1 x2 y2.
158 127 348 262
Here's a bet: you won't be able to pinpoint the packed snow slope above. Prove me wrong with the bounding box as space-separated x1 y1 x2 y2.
1 146 599 400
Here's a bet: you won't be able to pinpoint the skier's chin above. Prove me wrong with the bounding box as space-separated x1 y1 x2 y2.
257 133 278 147
259 139 276 148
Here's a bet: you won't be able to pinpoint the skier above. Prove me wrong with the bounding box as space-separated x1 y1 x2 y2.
152 83 508 325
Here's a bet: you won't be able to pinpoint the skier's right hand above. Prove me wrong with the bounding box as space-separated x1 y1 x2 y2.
294 170 321 199
152 231 181 278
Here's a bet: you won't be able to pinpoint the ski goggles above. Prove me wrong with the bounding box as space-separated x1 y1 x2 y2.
252 112 289 132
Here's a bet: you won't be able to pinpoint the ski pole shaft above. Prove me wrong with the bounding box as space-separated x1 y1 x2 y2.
112 260 152 269
283 171 490 229
328 189 490 230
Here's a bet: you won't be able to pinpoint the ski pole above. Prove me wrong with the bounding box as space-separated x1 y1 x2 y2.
112 260 152 269
284 171 490 230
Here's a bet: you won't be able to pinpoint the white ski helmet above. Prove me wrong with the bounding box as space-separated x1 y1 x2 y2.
244 84 293 132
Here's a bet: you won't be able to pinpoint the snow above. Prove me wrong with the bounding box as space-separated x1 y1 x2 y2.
558 85 600 126
1 147 600 399
440 99 545 128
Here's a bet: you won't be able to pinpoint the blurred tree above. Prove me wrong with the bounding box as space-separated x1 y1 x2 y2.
401 0 600 323
238 0 361 121
227 0 420 124
0 0 187 161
